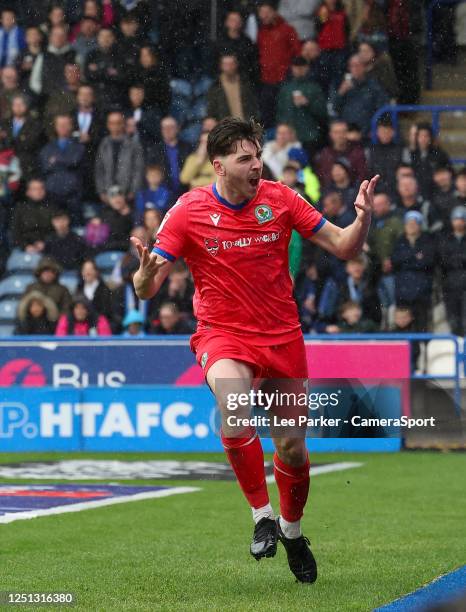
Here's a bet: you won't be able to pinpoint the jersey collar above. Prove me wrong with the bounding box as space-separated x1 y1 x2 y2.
212 183 250 211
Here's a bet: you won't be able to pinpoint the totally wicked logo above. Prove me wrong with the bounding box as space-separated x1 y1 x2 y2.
0 359 46 387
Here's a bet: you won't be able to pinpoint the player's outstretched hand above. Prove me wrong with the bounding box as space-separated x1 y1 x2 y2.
130 236 167 280
354 175 379 221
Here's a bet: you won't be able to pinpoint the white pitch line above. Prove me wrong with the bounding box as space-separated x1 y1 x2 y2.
0 486 200 524
265 461 363 483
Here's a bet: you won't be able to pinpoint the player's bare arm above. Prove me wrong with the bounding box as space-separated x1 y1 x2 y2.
311 175 379 260
131 236 173 299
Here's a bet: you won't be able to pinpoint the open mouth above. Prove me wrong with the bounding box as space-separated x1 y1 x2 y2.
249 177 260 188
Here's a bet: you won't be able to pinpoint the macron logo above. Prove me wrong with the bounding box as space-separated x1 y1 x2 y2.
210 213 221 226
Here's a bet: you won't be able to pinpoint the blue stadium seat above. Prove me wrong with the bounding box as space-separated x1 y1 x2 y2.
6 250 41 274
60 272 79 294
193 76 213 98
0 275 34 300
0 299 19 322
0 323 14 336
181 122 202 146
95 251 126 273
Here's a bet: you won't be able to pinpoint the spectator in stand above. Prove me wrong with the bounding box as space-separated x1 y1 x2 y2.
2 94 44 182
257 1 301 128
314 0 349 97
315 119 367 188
335 300 379 333
215 10 259 88
143 208 162 242
387 0 422 104
122 309 146 337
125 84 161 154
287 147 321 205
334 54 389 139
332 253 381 326
150 262 195 321
454 168 466 207
392 306 420 367
0 8 25 69
55 294 112 336
300 39 327 92
391 211 435 332
436 206 466 336
148 116 192 199
44 63 82 133
431 165 457 230
135 45 171 117
329 159 357 209
276 56 327 155
39 5 67 38
95 110 145 202
395 175 440 233
354 0 388 50
180 129 217 191
72 15 99 68
367 192 404 310
207 54 259 122
111 256 152 333
366 116 403 197
358 41 399 101
150 302 194 335
30 25 76 98
84 28 126 109
321 189 355 227
11 178 54 253
39 114 85 225
14 290 58 335
76 259 113 322
262 123 302 180
117 13 144 84
0 126 20 197
25 256 72 314
279 0 321 41
100 185 133 252
71 84 104 201
0 66 21 120
16 26 44 90
408 123 451 200
135 165 172 224
44 210 87 270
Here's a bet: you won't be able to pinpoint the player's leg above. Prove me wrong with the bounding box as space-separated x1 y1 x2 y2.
207 358 278 560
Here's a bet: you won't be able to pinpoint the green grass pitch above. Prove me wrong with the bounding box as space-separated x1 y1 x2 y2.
0 451 465 611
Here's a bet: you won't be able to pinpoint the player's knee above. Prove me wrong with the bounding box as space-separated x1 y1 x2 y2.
274 438 307 467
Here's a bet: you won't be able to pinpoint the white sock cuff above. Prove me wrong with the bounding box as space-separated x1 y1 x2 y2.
252 503 275 524
279 515 302 539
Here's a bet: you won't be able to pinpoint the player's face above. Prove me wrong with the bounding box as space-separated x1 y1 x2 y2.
221 139 263 200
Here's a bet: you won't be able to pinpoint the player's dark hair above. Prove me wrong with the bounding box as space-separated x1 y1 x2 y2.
207 117 263 163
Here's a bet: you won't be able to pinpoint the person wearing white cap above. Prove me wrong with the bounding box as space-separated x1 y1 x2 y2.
390 209 435 332
436 205 466 336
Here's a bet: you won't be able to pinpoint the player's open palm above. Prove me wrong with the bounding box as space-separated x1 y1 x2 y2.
354 175 379 222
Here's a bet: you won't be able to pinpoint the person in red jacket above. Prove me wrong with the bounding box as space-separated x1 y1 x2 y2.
55 295 112 336
257 2 301 128
315 0 349 98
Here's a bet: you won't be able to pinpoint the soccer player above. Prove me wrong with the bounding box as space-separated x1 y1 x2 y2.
132 117 378 583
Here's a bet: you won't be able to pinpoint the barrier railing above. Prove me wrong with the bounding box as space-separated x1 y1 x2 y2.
371 104 466 165
425 0 466 90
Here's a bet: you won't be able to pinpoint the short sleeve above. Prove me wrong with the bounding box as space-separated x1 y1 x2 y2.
152 199 187 261
280 184 327 239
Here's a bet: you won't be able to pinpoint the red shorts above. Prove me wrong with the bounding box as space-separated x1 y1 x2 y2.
190 328 308 379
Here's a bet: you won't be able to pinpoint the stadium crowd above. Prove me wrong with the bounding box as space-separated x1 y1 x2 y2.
0 0 464 339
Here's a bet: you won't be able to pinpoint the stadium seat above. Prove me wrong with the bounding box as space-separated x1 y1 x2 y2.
0 323 14 336
6 250 41 274
170 79 192 98
0 299 19 322
0 275 34 300
193 76 213 98
95 251 126 273
60 272 79 294
181 122 202 146
426 340 457 375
